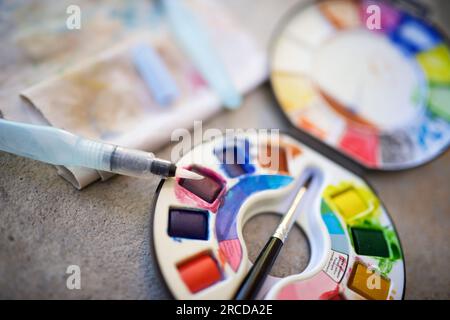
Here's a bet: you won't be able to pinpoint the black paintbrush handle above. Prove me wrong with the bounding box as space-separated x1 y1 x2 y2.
233 237 284 300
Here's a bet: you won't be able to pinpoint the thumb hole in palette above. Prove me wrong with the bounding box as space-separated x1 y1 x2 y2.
242 212 310 278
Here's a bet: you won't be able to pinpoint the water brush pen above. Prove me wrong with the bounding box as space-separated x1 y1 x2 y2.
0 119 202 180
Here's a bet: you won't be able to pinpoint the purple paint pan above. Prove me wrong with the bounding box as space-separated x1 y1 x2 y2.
168 207 208 240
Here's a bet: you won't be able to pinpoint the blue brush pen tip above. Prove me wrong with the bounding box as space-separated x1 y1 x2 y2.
224 94 242 109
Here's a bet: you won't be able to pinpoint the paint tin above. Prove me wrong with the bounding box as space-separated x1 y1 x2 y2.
270 0 450 170
151 132 405 299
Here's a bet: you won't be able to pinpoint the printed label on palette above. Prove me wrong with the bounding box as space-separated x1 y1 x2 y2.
323 250 348 283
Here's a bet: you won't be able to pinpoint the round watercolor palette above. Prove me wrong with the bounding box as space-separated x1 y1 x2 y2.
270 0 450 170
151 133 405 299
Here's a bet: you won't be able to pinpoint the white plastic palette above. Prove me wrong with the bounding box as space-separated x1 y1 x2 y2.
151 133 405 299
270 0 450 170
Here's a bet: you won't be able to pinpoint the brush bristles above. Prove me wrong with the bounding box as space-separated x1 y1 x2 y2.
175 167 204 180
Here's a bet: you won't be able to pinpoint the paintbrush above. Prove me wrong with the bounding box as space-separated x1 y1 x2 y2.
0 119 202 180
233 175 313 300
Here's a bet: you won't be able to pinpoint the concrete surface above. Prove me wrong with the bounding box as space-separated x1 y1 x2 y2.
0 0 449 299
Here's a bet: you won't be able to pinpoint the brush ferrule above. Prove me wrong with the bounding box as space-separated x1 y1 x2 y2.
272 185 308 242
273 225 289 243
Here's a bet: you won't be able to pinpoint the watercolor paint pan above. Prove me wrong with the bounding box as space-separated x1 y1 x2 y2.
214 139 255 178
323 183 377 224
178 165 225 204
329 187 370 221
152 132 405 300
257 144 289 174
168 207 209 240
347 261 391 300
350 227 390 258
177 251 222 293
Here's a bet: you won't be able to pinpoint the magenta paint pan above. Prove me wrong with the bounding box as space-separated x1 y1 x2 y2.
175 165 226 213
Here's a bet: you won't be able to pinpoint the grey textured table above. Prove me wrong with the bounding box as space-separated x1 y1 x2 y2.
0 0 449 299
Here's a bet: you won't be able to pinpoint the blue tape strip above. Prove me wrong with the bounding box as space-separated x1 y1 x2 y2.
132 43 179 106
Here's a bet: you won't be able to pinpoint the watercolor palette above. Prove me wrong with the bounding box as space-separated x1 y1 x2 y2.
270 0 450 170
151 132 405 299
